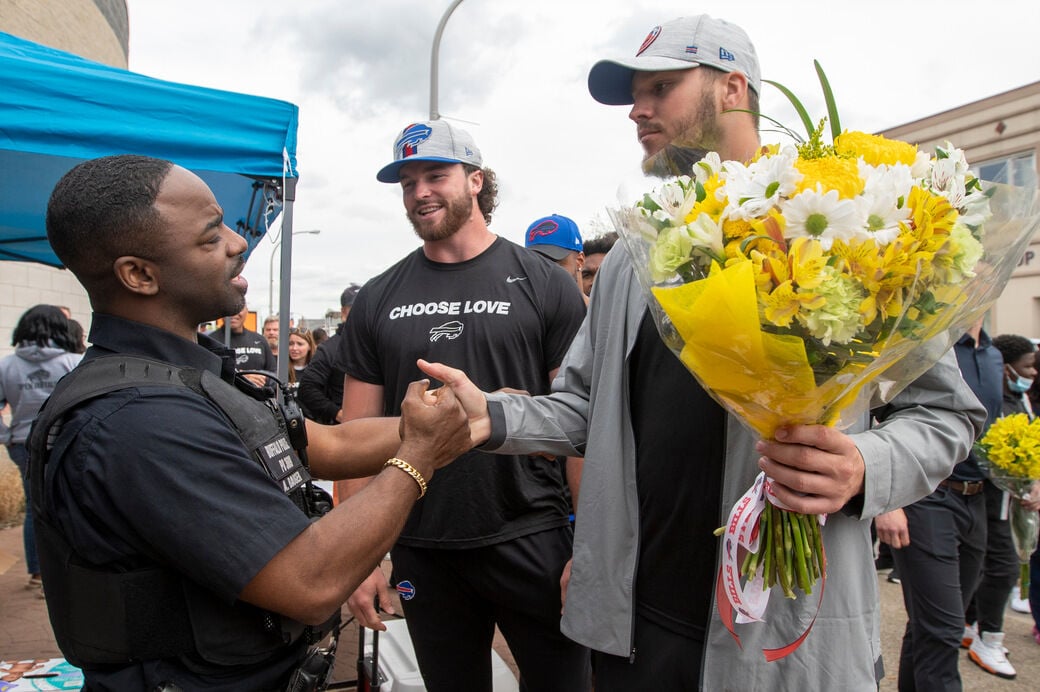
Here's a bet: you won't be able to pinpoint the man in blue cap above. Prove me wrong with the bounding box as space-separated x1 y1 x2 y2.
525 214 586 298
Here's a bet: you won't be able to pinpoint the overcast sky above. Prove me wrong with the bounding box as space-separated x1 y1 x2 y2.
127 0 1040 320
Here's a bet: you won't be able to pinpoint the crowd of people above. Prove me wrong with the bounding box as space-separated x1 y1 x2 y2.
3 10 1039 692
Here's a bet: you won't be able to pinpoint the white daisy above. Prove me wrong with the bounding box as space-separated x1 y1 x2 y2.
857 161 913 244
722 146 801 220
781 188 861 250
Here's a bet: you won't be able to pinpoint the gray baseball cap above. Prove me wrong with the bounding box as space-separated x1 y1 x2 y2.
377 120 483 183
588 15 761 106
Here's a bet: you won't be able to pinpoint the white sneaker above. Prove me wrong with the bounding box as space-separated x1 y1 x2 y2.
1010 596 1031 613
969 631 1017 679
961 622 977 649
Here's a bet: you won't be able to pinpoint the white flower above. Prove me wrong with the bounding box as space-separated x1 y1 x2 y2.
857 161 913 244
685 212 724 259
722 147 801 220
692 152 723 185
781 188 861 250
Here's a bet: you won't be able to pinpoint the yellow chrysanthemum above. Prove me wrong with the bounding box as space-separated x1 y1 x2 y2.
723 216 755 240
834 130 918 167
686 174 726 222
793 155 863 199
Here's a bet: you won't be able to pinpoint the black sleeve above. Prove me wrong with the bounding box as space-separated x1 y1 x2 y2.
298 341 339 423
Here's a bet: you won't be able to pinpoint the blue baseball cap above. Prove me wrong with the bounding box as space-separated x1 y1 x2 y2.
525 214 583 261
377 120 482 183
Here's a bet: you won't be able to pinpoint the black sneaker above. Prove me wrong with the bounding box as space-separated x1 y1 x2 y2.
887 569 901 584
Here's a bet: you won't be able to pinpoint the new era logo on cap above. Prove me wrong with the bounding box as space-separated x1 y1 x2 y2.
377 120 483 183
587 14 761 106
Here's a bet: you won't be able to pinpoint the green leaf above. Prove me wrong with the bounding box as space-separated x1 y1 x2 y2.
764 79 815 141
814 60 841 140
695 180 707 203
640 193 662 213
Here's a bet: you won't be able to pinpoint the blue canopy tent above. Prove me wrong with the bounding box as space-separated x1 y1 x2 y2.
0 31 302 379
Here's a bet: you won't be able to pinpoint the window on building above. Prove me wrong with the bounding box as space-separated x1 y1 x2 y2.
973 151 1037 187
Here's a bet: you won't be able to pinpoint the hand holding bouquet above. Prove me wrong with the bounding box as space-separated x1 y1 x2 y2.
976 413 1040 561
611 63 1040 657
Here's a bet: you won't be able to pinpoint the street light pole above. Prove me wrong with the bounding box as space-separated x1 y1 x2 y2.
430 0 466 120
268 229 320 318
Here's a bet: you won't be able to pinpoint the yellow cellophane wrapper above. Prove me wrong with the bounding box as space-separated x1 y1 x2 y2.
654 260 872 439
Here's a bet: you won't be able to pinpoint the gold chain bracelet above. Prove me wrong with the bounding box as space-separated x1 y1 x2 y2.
384 457 427 499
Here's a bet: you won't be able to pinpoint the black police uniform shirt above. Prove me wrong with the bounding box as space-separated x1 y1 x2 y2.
206 326 276 373
342 237 586 547
44 314 311 690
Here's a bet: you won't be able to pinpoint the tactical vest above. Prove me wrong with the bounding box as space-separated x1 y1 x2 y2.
27 355 336 671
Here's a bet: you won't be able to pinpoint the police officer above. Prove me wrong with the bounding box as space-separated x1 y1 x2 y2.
31 155 471 691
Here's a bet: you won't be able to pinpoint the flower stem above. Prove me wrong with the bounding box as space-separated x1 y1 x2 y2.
790 512 812 594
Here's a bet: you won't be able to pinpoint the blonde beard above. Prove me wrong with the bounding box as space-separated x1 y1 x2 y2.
641 145 712 179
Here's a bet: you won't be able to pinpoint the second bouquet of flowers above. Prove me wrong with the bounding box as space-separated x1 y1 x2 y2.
610 69 1040 657
975 413 1040 561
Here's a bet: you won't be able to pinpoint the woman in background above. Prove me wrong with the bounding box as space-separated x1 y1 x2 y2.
287 327 316 384
0 305 82 594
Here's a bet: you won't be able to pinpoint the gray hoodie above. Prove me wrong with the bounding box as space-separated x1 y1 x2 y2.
0 344 82 445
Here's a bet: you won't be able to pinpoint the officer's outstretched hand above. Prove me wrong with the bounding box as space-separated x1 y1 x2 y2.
417 359 491 446
396 378 471 472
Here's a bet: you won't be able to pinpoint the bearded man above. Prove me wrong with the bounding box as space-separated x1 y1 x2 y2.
335 121 590 691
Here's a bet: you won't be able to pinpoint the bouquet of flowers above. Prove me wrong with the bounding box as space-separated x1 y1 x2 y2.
610 64 1040 656
975 413 1040 561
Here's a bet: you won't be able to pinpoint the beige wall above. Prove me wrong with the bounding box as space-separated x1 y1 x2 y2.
880 82 1040 340
0 0 127 67
0 0 127 357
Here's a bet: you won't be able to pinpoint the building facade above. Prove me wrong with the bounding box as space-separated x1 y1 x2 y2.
879 81 1040 338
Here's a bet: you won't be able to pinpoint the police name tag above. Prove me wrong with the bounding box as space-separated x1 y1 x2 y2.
256 434 311 495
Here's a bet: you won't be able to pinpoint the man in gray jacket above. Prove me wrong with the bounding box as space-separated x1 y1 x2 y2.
420 14 984 691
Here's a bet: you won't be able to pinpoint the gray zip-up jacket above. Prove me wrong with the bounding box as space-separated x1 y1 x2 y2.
0 344 82 445
483 244 984 690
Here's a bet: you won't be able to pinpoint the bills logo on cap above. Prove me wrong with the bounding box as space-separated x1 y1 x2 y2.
527 219 559 242
636 25 662 56
395 580 416 601
396 123 433 159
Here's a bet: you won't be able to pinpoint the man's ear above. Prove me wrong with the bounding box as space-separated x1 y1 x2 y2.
719 71 750 111
112 256 160 296
468 168 484 195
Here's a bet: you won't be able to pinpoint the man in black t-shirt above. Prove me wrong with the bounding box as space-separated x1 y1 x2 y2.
340 120 590 691
207 304 274 385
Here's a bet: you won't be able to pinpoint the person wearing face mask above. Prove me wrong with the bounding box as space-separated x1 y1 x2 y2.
958 333 1040 679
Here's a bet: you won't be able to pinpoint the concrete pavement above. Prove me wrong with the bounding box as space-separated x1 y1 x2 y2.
3 519 1038 689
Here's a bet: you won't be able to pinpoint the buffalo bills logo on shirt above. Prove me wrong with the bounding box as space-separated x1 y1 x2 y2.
526 219 559 243
429 321 464 342
396 580 416 601
636 26 662 56
395 123 433 159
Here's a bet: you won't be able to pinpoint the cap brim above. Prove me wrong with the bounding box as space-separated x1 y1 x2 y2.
376 156 465 183
587 57 702 106
528 244 572 261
